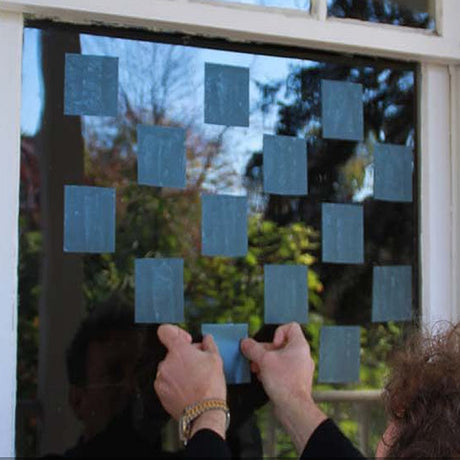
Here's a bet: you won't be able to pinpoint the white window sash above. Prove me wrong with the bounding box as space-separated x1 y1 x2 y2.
0 9 22 458
0 0 456 62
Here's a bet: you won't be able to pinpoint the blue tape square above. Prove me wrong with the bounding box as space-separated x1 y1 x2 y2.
374 144 413 202
264 265 308 324
318 326 361 383
372 266 412 322
64 54 118 117
64 185 115 253
204 63 249 127
202 194 248 257
263 135 308 196
321 80 363 141
137 125 186 188
202 323 250 384
322 203 364 264
135 258 184 324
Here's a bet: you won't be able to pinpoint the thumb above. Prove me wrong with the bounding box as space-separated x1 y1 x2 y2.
157 324 192 350
202 333 219 354
240 338 266 365
274 322 304 348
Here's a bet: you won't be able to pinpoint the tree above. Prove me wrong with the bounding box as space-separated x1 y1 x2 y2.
247 45 416 326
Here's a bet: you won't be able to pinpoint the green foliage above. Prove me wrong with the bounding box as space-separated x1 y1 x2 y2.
17 219 41 399
82 164 323 336
186 216 322 335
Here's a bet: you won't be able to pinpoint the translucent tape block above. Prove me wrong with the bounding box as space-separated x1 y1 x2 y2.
202 323 250 384
64 53 118 117
64 185 115 253
372 265 412 322
374 143 413 202
137 125 186 188
263 134 308 196
135 258 184 324
321 80 363 141
318 326 361 383
201 194 248 257
322 203 364 264
264 264 308 324
204 63 249 127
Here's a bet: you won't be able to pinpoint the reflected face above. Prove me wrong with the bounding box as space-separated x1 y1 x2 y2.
72 331 139 440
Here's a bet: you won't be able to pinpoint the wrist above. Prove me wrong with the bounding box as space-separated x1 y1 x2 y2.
190 409 228 440
274 395 327 454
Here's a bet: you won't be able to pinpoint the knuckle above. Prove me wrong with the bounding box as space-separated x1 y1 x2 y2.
157 360 165 372
153 379 162 394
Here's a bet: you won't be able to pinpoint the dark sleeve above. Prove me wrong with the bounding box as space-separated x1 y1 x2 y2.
301 419 366 459
184 429 231 459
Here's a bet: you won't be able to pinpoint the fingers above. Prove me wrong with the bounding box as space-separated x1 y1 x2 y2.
202 334 219 354
273 322 305 348
157 324 192 350
154 362 167 396
240 337 266 364
273 325 289 347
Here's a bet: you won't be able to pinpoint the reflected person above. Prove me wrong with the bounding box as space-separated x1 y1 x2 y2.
64 302 172 458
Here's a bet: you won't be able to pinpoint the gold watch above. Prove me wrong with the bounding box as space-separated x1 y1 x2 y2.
179 398 230 445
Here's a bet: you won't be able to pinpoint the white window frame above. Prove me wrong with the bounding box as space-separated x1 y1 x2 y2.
1 0 459 456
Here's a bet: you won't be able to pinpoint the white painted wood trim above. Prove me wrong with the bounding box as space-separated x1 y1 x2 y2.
0 0 458 64
310 0 327 21
0 10 22 457
435 0 444 36
419 63 455 326
449 64 460 323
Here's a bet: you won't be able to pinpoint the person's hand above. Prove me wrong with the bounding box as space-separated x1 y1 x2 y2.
154 324 227 438
240 322 327 453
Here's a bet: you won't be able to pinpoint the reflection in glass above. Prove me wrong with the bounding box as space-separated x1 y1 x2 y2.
210 0 311 11
18 24 417 458
328 0 435 29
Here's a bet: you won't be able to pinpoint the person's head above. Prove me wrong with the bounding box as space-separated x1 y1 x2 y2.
66 299 140 440
376 322 460 458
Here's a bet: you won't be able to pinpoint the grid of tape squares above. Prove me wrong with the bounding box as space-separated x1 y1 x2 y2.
62 53 414 384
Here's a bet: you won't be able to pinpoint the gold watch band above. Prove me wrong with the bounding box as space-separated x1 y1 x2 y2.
179 398 230 445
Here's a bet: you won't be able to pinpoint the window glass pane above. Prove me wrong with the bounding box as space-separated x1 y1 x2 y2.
328 0 435 30
207 0 311 11
18 24 417 458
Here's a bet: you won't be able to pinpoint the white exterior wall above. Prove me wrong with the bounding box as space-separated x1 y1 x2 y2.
0 0 459 456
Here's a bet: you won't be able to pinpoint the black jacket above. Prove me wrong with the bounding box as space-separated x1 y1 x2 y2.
185 418 365 458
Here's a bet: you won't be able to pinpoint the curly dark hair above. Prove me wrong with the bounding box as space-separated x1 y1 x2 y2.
383 322 460 458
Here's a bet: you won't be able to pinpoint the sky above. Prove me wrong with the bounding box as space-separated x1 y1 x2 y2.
19 24 380 199
214 0 310 9
20 27 311 193
21 28 43 135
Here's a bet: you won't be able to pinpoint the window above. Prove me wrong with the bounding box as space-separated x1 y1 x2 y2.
18 19 418 458
204 0 311 12
327 0 436 30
